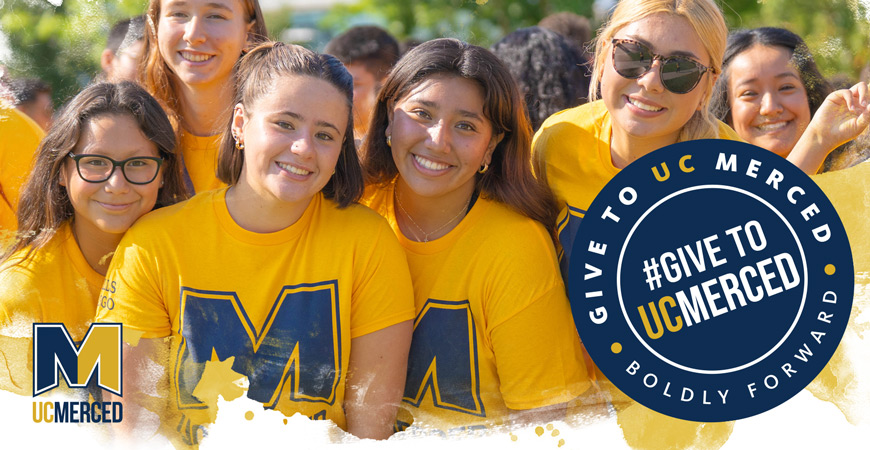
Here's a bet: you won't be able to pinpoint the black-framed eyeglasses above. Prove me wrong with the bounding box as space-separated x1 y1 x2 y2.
68 153 163 185
611 38 717 94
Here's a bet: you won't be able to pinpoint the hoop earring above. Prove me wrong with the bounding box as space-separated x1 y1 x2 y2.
235 139 245 151
478 162 489 174
386 135 392 147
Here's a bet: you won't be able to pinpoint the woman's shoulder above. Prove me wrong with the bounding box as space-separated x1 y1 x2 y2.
475 199 556 254
537 100 609 135
130 189 221 232
321 196 393 231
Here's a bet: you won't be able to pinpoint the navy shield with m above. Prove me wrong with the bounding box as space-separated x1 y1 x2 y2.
32 323 123 396
403 299 485 417
175 282 341 410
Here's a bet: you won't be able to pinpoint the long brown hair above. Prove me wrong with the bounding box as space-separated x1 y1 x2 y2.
1 82 188 264
141 0 268 129
362 38 559 230
216 41 363 207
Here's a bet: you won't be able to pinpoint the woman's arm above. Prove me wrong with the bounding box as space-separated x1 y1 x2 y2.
344 320 413 440
788 82 870 174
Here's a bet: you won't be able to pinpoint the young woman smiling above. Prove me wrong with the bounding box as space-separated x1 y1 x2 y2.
97 42 414 444
533 0 739 283
712 27 870 173
362 38 590 431
0 82 186 394
142 0 267 193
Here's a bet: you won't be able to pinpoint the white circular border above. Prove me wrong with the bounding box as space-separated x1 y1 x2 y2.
615 184 808 375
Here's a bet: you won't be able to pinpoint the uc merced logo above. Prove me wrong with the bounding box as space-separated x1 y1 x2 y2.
571 140 853 422
32 323 123 423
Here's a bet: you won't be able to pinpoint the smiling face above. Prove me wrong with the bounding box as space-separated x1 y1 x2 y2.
157 0 250 90
387 75 499 203
727 44 811 157
232 74 349 209
602 13 712 150
61 114 163 242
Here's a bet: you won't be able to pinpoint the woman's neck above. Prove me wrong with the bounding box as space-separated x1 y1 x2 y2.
610 127 681 169
176 80 233 137
225 181 312 234
393 178 474 242
71 220 123 276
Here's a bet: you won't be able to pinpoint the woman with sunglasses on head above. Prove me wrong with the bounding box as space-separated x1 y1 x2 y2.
142 0 267 194
362 38 591 432
711 27 870 174
96 42 414 444
533 0 739 282
0 82 186 395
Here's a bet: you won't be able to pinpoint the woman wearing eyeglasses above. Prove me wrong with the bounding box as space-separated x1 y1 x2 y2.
533 0 737 283
0 82 186 394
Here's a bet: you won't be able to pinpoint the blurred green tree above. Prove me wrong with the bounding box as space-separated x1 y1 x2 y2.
321 0 596 46
1 0 147 105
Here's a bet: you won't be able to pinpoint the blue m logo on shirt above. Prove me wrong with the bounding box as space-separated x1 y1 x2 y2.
175 281 341 410
402 299 485 417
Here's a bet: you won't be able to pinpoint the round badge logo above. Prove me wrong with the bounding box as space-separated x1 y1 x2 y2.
570 140 853 422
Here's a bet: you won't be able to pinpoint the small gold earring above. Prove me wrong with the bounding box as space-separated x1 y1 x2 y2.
386 135 392 147
478 162 489 174
235 139 245 151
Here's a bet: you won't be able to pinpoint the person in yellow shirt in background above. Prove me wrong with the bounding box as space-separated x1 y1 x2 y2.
0 86 45 238
141 0 267 194
0 81 187 395
362 38 590 433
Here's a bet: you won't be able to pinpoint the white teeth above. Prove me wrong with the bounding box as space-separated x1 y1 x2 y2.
277 162 311 175
756 122 788 132
414 154 450 171
180 51 212 62
628 97 663 112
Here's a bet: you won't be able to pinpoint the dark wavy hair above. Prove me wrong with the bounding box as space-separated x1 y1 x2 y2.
362 38 559 230
491 26 589 131
216 41 363 207
712 27 832 125
2 81 187 264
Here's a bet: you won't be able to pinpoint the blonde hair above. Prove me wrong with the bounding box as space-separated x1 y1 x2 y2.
589 0 727 142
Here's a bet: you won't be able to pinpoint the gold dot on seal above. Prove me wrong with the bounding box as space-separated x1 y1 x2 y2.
558 439 565 447
546 424 554 431
535 426 544 436
611 342 622 354
244 411 254 421
552 429 560 437
825 264 836 275
510 433 518 442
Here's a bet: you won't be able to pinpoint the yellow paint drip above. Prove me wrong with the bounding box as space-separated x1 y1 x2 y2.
245 411 254 421
810 164 870 425
616 400 734 450
535 426 544 436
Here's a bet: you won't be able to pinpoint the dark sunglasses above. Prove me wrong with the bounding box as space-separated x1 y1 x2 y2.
611 39 716 94
68 153 163 185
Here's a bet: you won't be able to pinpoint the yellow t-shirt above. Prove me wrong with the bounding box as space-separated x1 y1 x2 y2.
0 222 104 395
363 182 590 432
532 100 742 280
96 188 415 442
179 130 227 194
0 103 45 235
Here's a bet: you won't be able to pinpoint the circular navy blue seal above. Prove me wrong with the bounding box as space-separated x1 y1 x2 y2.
570 140 853 422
